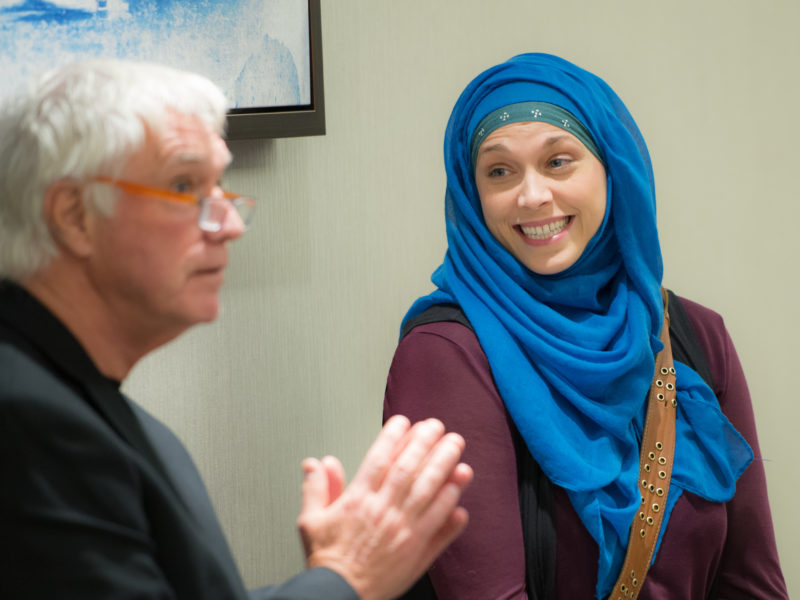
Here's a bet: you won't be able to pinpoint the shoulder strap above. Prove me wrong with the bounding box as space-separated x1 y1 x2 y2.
513 425 557 599
400 303 473 340
610 288 678 599
666 289 714 389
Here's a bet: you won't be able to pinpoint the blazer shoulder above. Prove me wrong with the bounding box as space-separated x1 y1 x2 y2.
0 342 81 410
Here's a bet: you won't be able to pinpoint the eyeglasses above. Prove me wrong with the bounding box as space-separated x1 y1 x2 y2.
91 176 256 233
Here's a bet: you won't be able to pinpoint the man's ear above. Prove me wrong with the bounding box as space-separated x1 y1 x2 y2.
42 179 96 258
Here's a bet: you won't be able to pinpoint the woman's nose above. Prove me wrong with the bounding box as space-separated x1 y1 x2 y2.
517 171 553 208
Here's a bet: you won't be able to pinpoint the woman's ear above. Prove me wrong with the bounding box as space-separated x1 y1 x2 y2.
42 179 96 258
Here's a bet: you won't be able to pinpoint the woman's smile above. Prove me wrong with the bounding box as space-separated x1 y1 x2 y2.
517 215 572 244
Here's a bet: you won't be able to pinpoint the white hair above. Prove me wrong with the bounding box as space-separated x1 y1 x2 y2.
0 59 229 279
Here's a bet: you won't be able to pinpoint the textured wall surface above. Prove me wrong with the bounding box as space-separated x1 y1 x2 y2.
125 1 798 595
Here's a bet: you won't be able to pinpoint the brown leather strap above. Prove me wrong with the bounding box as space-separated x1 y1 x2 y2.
610 289 677 600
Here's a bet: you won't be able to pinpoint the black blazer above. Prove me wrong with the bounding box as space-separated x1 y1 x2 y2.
0 282 357 600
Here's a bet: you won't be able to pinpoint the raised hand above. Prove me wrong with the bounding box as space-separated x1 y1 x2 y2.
297 415 472 600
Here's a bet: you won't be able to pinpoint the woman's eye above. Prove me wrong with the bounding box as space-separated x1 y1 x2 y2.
549 157 571 169
488 166 509 178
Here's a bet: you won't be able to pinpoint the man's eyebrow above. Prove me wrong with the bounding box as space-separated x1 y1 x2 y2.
164 150 232 169
174 152 204 163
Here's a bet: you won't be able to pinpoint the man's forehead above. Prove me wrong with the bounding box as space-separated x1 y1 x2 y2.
144 112 231 168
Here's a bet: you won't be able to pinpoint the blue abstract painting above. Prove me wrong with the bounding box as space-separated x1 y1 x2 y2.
0 0 310 110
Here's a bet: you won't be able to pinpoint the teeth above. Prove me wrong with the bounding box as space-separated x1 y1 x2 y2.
520 217 569 240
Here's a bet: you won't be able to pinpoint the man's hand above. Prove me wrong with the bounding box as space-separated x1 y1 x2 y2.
297 415 472 600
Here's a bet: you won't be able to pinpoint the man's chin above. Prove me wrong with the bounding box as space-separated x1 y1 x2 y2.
176 297 222 328
195 302 221 324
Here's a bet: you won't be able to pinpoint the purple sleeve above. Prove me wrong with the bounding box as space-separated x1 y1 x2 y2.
384 322 528 600
681 297 788 598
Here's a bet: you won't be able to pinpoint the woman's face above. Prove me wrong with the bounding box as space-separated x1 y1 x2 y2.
474 121 607 275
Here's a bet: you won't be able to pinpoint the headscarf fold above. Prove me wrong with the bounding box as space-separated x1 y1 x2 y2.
403 53 752 598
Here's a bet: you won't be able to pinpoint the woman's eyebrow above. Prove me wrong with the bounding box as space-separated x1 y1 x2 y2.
543 133 572 147
478 133 574 158
477 142 511 158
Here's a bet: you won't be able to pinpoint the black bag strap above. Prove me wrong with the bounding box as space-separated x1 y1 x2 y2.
666 289 714 389
400 303 473 339
512 425 557 600
397 291 712 599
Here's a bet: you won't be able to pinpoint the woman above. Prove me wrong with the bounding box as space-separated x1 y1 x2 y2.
384 53 787 599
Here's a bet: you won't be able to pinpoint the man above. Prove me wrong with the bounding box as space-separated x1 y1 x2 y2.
0 59 472 599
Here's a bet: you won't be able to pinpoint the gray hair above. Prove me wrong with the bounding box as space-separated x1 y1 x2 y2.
0 59 228 279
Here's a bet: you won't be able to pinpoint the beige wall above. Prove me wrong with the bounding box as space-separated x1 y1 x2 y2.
125 0 799 595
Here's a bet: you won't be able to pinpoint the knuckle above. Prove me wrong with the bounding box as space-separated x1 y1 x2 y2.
340 492 362 515
392 460 418 481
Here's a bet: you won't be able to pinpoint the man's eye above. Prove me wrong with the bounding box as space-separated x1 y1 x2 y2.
171 180 194 194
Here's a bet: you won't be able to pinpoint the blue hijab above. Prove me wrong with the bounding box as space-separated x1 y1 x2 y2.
403 53 753 598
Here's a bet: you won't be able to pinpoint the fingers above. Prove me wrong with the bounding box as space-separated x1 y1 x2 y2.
378 419 449 507
398 433 467 516
447 462 474 489
321 455 346 502
297 419 472 600
300 457 330 514
350 414 411 491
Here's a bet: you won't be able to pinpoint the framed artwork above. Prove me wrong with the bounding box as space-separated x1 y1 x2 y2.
0 0 325 140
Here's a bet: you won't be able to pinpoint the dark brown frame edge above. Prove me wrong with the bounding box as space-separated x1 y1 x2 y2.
225 0 325 140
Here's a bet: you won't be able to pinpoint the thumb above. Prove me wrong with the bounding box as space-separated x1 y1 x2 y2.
300 457 330 514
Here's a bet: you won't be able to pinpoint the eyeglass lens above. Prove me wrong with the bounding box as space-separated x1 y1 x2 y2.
199 197 255 232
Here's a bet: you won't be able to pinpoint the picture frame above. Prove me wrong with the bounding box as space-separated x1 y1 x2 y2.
0 0 325 141
227 0 325 140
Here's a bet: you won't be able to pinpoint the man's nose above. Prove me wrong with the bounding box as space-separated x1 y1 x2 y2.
203 195 246 241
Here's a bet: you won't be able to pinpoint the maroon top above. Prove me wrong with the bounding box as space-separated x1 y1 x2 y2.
384 296 787 599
